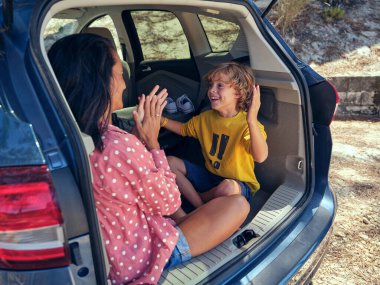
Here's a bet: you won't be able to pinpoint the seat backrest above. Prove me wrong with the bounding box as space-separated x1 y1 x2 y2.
80 132 95 155
81 27 133 107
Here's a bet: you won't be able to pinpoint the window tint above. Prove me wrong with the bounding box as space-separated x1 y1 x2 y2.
131 11 190 61
89 15 123 59
198 15 240 52
44 19 78 50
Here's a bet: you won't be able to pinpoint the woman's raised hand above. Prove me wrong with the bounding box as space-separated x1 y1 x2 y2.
133 85 168 150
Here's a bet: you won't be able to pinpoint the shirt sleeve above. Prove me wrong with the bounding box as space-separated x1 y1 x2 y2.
180 115 200 138
242 120 267 153
98 135 182 217
136 149 182 215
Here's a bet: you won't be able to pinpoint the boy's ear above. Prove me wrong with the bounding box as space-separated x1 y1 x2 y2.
234 91 242 99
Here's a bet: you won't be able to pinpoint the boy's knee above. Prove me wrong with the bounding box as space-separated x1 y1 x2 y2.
167 156 178 170
216 194 249 221
232 195 250 217
167 156 175 165
215 179 241 197
167 156 185 174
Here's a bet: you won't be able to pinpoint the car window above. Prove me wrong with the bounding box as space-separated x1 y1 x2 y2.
198 15 240 52
44 19 78 50
131 11 191 61
89 15 123 59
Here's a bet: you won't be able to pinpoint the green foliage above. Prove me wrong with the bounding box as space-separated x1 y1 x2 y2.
272 0 309 34
322 6 345 23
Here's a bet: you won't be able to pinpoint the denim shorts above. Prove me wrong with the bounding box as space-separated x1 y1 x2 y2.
164 227 192 270
184 160 252 201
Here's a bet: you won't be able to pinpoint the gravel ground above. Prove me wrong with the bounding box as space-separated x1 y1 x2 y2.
312 118 380 285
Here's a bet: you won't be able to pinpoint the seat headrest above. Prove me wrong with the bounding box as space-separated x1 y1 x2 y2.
82 27 116 48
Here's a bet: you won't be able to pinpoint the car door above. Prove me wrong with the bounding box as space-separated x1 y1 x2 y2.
1 3 105 284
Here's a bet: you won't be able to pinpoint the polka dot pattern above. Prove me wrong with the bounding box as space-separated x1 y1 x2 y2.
89 125 181 284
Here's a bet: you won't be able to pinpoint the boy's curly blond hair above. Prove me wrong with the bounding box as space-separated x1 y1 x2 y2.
205 62 255 112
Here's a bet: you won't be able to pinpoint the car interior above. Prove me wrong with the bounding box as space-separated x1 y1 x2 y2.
42 1 309 284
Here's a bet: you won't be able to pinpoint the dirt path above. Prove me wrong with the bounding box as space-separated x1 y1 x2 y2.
313 119 380 285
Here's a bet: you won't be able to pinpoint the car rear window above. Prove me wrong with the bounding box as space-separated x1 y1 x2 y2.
198 15 240 52
44 19 78 50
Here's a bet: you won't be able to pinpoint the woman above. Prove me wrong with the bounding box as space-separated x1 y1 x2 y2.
48 33 249 285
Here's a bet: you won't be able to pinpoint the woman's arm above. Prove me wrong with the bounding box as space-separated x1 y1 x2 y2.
130 148 182 216
128 86 181 214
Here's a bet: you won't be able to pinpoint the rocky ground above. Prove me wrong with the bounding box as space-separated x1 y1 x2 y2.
275 0 380 77
274 1 380 284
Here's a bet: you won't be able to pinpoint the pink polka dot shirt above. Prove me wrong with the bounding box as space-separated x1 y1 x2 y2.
89 125 181 284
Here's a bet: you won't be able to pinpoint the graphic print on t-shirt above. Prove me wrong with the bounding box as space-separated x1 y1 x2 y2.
209 133 230 169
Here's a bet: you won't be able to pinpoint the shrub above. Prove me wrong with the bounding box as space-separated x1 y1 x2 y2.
322 6 345 23
271 0 309 34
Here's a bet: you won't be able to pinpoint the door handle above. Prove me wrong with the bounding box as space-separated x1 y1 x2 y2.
141 65 152 72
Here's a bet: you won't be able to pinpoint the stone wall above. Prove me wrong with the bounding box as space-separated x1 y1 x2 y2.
328 76 380 117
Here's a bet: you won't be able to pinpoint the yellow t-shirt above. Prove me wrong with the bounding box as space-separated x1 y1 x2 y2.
181 110 267 193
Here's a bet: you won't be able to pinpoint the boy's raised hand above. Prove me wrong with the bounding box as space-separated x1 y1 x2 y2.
247 85 261 123
246 84 268 163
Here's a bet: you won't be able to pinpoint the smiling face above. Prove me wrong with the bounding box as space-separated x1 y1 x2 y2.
207 72 241 117
109 51 126 113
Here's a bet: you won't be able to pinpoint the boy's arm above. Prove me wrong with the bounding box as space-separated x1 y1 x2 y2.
160 116 184 135
247 85 268 163
248 121 268 163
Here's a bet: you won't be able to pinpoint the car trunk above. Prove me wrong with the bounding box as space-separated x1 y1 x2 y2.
37 0 313 284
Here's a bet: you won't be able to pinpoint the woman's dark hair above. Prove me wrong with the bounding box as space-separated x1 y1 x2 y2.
48 33 116 151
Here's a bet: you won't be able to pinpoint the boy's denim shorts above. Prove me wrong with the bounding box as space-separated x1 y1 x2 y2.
183 160 252 201
164 227 192 270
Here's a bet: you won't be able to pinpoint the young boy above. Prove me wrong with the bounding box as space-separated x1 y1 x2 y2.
161 62 268 209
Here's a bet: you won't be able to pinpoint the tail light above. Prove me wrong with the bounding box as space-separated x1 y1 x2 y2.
309 80 340 126
0 165 70 270
327 80 340 125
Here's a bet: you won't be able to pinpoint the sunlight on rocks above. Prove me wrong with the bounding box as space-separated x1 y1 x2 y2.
333 142 380 162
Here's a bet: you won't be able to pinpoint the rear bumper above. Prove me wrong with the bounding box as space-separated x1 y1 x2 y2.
287 224 334 285
245 186 336 285
208 184 336 285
